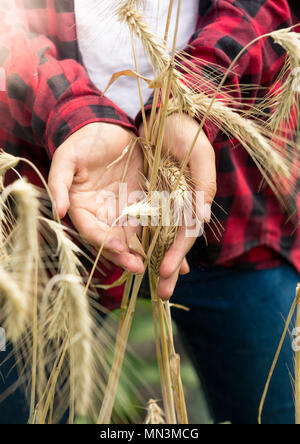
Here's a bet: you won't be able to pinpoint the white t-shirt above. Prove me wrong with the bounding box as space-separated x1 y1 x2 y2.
75 0 199 119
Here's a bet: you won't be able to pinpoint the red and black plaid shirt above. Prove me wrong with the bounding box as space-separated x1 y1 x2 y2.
0 0 299 309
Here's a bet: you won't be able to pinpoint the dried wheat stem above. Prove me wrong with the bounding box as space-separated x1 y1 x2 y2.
149 268 177 424
39 335 70 424
170 353 188 424
148 269 172 423
29 248 39 422
143 154 189 424
164 302 188 424
157 296 177 424
97 227 161 424
116 274 133 334
295 285 300 424
97 273 145 424
129 26 149 141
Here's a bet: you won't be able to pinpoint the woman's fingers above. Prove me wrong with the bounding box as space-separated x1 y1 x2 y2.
69 207 145 274
157 226 196 300
160 226 194 280
48 147 75 219
158 265 181 300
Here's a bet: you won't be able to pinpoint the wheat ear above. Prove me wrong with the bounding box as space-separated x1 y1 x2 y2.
0 267 28 342
145 399 166 424
41 219 95 419
1 179 40 300
150 158 189 274
143 154 190 424
169 94 294 210
268 30 300 132
117 2 198 115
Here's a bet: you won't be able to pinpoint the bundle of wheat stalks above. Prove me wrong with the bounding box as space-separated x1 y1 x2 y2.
1 0 300 424
0 155 151 424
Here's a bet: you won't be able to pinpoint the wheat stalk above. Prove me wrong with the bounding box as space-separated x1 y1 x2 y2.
0 179 41 420
258 287 299 424
0 152 156 425
295 284 300 424
117 3 298 216
97 226 162 424
40 219 95 419
103 0 191 425
1 2 297 427
143 155 190 424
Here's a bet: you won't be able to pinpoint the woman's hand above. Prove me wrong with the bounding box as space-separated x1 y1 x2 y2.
48 122 145 275
140 113 217 299
48 115 217 299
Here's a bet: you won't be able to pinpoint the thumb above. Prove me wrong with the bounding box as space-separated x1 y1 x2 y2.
48 150 75 219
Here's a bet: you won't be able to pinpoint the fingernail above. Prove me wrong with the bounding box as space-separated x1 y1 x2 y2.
204 204 212 223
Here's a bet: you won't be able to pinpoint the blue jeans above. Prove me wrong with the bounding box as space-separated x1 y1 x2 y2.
0 342 28 424
0 264 298 424
172 264 299 424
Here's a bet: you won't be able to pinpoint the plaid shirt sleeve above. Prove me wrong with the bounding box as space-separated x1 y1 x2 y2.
0 2 137 158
